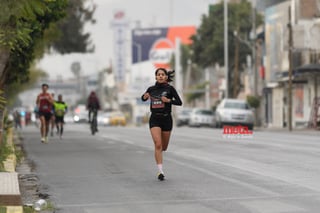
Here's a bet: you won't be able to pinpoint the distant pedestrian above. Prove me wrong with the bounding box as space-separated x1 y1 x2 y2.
33 106 40 128
53 94 68 139
141 68 182 181
25 111 31 126
36 83 54 143
13 110 21 129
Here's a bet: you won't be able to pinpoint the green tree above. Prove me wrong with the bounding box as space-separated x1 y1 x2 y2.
51 0 96 53
0 0 68 144
6 65 48 107
186 82 209 106
246 95 260 108
191 0 263 98
170 44 204 104
0 0 67 85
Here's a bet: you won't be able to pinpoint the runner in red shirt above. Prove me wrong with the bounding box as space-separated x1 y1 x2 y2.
36 83 54 143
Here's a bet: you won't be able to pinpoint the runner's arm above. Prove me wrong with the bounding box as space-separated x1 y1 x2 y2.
65 104 68 114
48 94 54 104
36 95 39 105
170 87 182 106
141 88 151 101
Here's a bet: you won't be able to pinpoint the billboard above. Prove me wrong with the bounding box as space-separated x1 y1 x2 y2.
295 0 320 20
265 1 290 82
131 26 196 93
111 10 129 84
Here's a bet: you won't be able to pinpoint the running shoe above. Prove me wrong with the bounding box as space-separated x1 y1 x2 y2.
41 138 45 143
157 173 165 181
45 136 49 143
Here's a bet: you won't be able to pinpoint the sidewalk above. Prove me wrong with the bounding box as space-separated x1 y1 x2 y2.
0 128 23 213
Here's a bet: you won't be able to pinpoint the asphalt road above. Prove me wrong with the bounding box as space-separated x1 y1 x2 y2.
19 124 320 213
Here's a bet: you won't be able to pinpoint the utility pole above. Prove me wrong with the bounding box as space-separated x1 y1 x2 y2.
251 0 259 126
233 28 239 98
205 68 210 109
252 0 257 97
224 0 229 98
175 37 182 101
288 6 293 131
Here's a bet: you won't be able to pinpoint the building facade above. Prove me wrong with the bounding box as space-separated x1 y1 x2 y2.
263 0 320 128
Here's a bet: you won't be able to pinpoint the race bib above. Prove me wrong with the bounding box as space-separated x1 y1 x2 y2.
56 109 64 116
151 98 164 109
40 104 49 111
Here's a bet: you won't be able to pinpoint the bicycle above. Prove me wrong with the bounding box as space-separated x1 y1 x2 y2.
89 109 98 135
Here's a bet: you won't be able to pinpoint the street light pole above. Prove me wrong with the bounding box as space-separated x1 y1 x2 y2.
252 0 257 97
224 0 229 98
251 0 259 127
233 29 239 98
288 6 293 131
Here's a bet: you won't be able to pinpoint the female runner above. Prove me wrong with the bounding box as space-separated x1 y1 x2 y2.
141 68 182 180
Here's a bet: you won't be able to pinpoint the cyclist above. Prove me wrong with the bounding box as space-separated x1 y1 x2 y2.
36 83 54 143
53 94 68 139
86 91 101 131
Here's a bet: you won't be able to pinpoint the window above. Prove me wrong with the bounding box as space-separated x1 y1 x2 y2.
224 101 248 109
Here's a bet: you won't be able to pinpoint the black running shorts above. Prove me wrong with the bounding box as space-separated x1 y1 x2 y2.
39 111 52 121
149 113 173 131
55 116 64 123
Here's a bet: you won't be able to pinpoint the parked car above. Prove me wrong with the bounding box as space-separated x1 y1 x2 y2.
73 104 88 123
215 98 254 130
176 108 192 127
188 108 215 127
97 112 111 126
73 112 88 123
109 111 126 126
64 114 75 124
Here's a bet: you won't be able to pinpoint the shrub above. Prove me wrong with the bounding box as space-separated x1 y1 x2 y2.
246 95 260 109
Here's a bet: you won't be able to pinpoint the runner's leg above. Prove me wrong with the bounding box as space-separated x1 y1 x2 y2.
60 123 63 136
39 116 46 142
50 115 55 136
150 127 165 180
161 131 171 151
150 127 163 164
45 115 50 139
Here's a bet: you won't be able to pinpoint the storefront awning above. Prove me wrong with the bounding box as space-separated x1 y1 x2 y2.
275 63 320 81
294 63 320 74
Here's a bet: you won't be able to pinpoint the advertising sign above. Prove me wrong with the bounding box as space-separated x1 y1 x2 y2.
265 1 290 82
131 26 196 93
111 10 129 84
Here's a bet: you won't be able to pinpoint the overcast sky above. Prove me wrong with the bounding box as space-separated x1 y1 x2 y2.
37 0 218 80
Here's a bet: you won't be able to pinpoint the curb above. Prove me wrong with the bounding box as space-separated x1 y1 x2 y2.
0 128 23 213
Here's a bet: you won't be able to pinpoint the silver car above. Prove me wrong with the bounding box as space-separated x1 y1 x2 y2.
188 108 215 127
215 98 254 130
176 108 192 127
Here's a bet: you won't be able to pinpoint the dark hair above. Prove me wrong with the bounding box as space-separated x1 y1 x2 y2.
155 68 175 82
42 83 49 88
